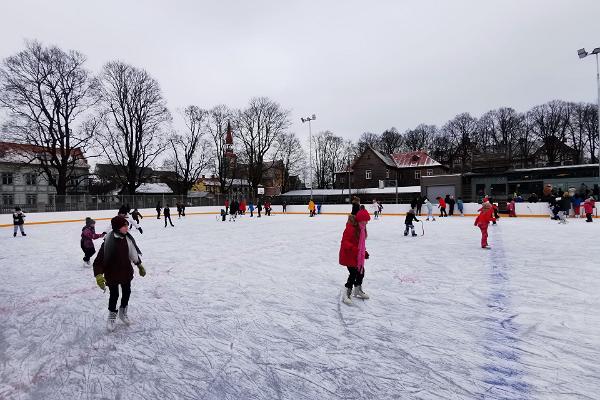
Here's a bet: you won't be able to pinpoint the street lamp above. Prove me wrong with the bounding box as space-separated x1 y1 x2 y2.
301 114 316 199
578 47 600 183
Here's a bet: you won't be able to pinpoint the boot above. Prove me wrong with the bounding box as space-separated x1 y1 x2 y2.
353 285 370 299
107 311 117 332
13 232 17 237
118 306 130 325
21 233 26 236
342 287 353 305
412 232 417 237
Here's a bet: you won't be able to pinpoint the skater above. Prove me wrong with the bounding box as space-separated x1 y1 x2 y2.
164 204 175 227
257 199 263 218
457 197 464 216
558 193 571 224
424 198 435 221
508 198 516 217
131 208 143 225
156 202 162 219
448 195 456 216
249 201 255 217
240 199 247 215
351 196 360 215
308 199 316 217
475 201 495 249
181 202 186 217
317 203 322 215
415 195 423 216
115 205 143 234
488 198 499 225
584 196 595 222
12 207 26 237
571 194 583 218
176 202 182 218
229 200 239 221
224 199 230 214
371 199 379 220
220 209 227 222
339 208 371 305
282 201 287 213
265 200 272 216
377 201 384 217
437 196 447 217
404 208 419 237
93 215 146 332
81 217 105 267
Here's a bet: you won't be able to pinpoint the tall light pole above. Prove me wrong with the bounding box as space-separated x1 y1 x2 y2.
301 114 316 199
578 47 600 183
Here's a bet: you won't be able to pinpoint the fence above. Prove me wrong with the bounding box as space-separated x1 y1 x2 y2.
0 194 227 214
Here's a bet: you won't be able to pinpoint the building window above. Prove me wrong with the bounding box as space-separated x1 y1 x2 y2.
427 169 433 176
415 170 421 180
26 194 38 205
2 194 14 205
385 169 390 179
365 170 372 180
25 173 37 185
340 176 345 184
1 172 13 185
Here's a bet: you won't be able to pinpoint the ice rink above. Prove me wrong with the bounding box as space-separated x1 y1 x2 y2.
1 212 599 400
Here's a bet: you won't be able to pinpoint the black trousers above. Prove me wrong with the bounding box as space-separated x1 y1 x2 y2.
416 204 422 215
345 267 364 289
164 216 174 226
82 247 96 262
108 283 131 312
156 210 161 219
283 205 287 213
440 207 447 217
586 212 593 222
449 205 455 216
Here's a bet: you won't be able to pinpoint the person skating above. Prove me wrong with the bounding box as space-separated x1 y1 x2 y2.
181 202 186 217
377 201 384 217
249 201 255 217
164 205 174 227
109 205 143 234
308 199 316 217
93 216 146 332
176 202 183 219
224 199 230 215
558 193 571 224
81 217 106 267
351 196 360 215
457 197 464 216
156 202 162 219
508 198 517 217
229 200 239 221
265 200 272 216
415 195 423 216
437 196 447 217
424 198 435 221
475 201 495 249
339 208 371 305
371 199 379 220
584 196 595 222
571 194 583 218
240 199 247 215
282 201 287 213
404 208 420 237
447 195 455 216
131 208 143 225
317 203 322 215
257 200 263 218
12 207 26 237
220 209 227 222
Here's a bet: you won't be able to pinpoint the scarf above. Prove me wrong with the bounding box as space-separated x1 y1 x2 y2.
104 231 142 263
356 223 367 273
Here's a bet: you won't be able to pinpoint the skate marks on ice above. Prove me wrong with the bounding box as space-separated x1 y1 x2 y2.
481 227 531 399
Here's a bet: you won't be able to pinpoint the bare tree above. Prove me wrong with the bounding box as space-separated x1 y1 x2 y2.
566 102 590 164
312 130 349 188
379 127 403 154
442 112 478 170
404 124 436 152
94 61 171 195
205 105 239 196
165 106 213 195
356 132 380 154
0 41 98 195
527 100 571 166
478 107 523 162
275 132 306 192
237 97 290 198
582 103 599 163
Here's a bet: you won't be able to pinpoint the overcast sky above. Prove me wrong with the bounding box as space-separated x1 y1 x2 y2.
2 0 600 145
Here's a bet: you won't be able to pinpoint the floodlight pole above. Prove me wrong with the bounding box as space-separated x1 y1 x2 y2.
578 47 600 185
301 115 316 199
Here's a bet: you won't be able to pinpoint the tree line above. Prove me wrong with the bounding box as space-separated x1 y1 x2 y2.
0 41 306 198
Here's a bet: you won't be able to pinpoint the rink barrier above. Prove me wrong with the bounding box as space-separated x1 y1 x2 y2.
1 203 595 227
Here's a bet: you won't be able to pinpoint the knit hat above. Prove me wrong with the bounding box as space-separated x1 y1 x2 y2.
118 205 130 215
356 208 371 223
111 215 128 231
85 217 95 226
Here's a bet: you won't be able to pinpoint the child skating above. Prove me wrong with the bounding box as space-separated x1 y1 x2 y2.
424 198 435 221
93 216 146 332
339 208 371 305
12 207 26 237
164 204 175 227
474 201 495 249
584 196 595 222
404 208 419 237
81 217 105 267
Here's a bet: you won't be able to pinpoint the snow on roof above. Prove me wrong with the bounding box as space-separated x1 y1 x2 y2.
511 164 596 172
391 151 441 168
282 186 421 196
200 178 250 186
135 183 173 194
369 147 397 168
0 141 89 168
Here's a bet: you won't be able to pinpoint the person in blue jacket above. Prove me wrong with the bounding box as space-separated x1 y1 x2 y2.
249 201 255 217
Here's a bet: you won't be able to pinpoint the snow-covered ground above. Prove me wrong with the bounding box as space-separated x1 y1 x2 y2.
1 213 599 400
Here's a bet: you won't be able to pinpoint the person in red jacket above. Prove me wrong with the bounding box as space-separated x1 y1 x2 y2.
475 202 496 249
583 196 595 222
94 216 146 332
508 198 517 217
437 196 447 217
339 207 371 305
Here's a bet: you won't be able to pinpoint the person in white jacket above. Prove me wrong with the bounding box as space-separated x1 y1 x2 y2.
424 198 435 221
103 205 143 234
370 199 380 220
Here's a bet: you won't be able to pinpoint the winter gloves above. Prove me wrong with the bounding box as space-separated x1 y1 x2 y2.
137 263 146 277
95 274 106 290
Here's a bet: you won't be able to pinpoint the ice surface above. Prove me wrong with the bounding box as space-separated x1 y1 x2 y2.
1 213 599 399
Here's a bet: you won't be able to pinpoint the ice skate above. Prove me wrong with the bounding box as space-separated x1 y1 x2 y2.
342 287 353 305
107 311 117 332
118 307 130 325
82 259 90 268
353 285 370 299
412 232 417 237
13 232 17 237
